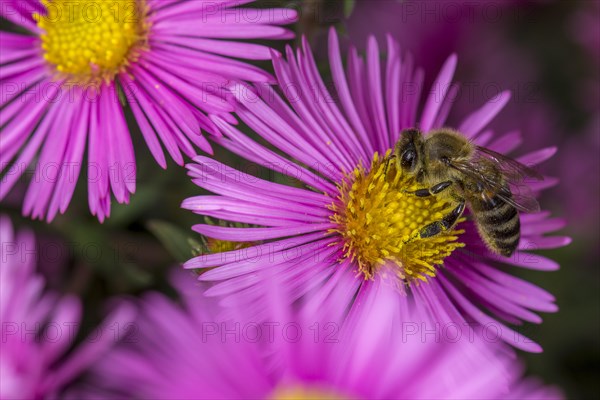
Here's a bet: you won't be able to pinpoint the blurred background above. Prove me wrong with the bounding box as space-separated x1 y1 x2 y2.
2 0 598 398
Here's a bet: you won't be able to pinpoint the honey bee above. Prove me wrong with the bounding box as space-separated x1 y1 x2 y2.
394 128 542 257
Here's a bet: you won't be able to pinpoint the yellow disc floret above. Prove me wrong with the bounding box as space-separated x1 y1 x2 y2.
330 150 465 282
272 385 348 400
34 0 149 83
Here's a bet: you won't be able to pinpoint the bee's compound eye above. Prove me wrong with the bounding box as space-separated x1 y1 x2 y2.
401 149 417 171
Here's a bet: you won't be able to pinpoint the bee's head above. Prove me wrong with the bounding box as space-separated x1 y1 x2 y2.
394 128 424 175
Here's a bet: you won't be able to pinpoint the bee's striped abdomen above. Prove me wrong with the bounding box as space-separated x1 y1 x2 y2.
472 191 520 257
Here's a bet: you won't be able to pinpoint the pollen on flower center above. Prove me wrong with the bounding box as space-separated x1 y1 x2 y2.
272 385 346 400
34 0 149 82
329 151 465 282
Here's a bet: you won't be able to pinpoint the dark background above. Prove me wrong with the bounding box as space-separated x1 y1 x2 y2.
2 1 598 398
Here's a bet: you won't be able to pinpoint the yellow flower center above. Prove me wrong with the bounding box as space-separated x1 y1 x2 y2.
330 151 465 282
34 0 149 83
272 385 348 400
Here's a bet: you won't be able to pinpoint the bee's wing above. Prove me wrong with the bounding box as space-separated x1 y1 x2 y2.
450 159 541 214
448 158 501 190
497 184 541 213
476 146 544 182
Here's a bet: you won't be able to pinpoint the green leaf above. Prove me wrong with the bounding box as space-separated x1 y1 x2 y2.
120 262 154 288
147 220 195 263
107 185 161 228
116 82 128 107
344 0 356 18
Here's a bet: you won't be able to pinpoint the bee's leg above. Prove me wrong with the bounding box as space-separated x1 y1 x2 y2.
408 180 453 197
439 200 466 230
409 201 466 240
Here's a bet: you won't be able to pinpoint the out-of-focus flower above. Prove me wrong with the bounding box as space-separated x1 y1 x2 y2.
560 2 599 261
82 268 562 399
182 29 568 352
345 0 560 144
554 117 600 263
0 215 134 398
568 0 600 66
0 0 297 222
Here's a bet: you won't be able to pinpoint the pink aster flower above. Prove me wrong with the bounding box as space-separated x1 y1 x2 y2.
0 0 297 221
0 215 134 398
182 28 569 352
81 269 562 399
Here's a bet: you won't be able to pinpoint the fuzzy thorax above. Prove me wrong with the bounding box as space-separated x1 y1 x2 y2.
330 151 465 282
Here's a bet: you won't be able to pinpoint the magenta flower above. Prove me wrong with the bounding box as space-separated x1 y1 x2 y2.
182 29 569 352
0 215 134 398
83 269 562 399
0 0 297 222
